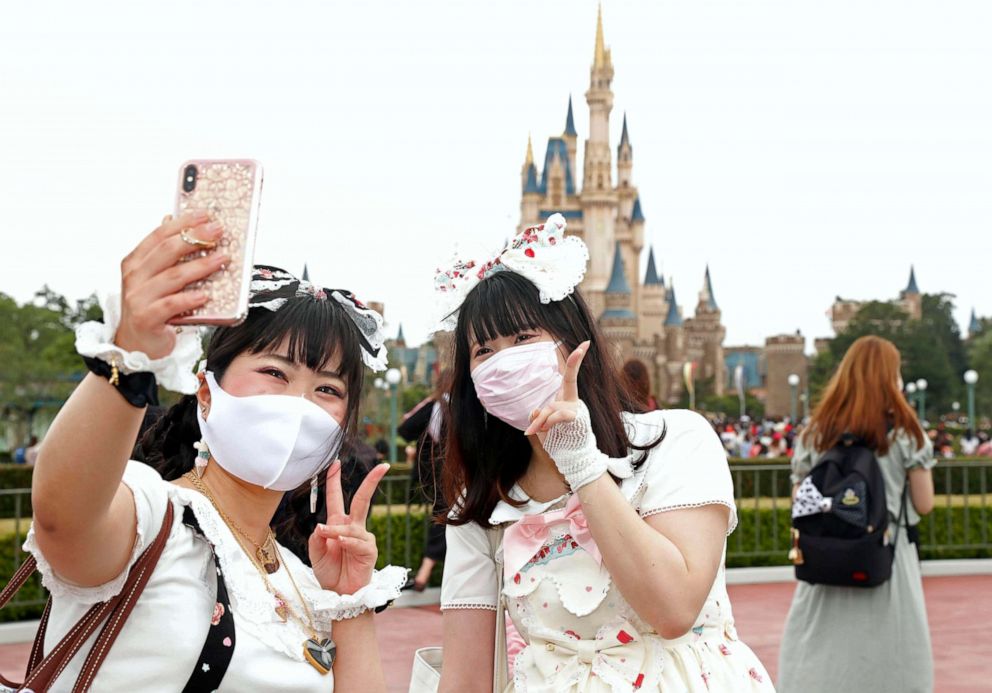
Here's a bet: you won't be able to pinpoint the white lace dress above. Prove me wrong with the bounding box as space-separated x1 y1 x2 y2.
23 461 407 692
441 410 775 692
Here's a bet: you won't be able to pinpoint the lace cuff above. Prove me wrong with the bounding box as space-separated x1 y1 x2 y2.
310 565 408 628
75 292 203 394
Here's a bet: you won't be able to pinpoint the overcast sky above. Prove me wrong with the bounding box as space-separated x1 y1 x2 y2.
3 1 990 351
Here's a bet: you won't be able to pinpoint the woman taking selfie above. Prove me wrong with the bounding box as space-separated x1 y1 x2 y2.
24 212 405 691
434 215 773 692
778 336 935 693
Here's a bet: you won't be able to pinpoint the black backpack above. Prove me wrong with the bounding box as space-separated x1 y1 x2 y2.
790 435 907 587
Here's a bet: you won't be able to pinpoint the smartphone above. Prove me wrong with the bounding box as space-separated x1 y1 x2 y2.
171 159 263 326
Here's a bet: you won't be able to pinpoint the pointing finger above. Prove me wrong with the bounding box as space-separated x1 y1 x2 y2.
561 340 591 402
324 460 345 518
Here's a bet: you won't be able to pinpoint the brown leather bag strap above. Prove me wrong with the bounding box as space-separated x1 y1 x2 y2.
71 502 174 692
5 501 175 692
0 556 39 609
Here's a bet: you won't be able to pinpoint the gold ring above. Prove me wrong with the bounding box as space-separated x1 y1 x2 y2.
180 229 217 249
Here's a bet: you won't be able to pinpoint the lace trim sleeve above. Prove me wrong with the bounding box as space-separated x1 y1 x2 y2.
22 471 163 605
309 565 408 629
640 500 739 535
439 601 499 612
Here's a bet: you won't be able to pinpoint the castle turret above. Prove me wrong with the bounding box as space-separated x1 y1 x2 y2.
520 135 540 225
969 308 982 339
563 96 578 180
301 263 310 282
617 113 632 190
684 265 726 395
599 242 636 360
899 265 922 320
638 246 666 341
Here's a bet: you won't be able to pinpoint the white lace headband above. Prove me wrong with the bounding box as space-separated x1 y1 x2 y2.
249 266 388 372
433 213 589 332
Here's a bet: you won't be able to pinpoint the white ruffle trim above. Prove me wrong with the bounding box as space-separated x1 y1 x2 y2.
75 292 203 394
310 565 408 629
22 500 155 606
640 500 739 535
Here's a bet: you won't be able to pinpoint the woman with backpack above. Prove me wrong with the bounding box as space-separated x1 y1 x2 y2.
20 213 406 691
778 335 935 693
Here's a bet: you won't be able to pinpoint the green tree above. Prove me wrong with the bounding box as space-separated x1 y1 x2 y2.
967 331 992 423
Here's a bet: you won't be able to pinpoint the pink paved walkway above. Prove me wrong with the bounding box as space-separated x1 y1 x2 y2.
1 575 987 691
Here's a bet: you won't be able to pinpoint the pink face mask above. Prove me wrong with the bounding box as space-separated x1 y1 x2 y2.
471 340 564 431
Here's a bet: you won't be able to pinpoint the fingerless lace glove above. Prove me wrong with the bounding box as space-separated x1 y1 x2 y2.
542 401 634 490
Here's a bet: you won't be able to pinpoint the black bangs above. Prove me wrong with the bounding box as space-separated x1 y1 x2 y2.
458 271 555 345
245 297 362 375
203 295 365 432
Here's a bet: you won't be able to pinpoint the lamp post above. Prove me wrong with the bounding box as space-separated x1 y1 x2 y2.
965 369 979 427
385 368 402 463
916 378 928 422
787 373 800 423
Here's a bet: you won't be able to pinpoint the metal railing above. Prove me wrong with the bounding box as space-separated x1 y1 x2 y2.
2 460 989 616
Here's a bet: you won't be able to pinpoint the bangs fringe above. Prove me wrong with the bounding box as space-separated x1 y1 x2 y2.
460 273 551 344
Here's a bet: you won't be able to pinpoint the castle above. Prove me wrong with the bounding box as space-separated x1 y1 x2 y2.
517 7 726 403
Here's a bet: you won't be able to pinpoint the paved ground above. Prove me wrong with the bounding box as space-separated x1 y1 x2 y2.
1 575 988 691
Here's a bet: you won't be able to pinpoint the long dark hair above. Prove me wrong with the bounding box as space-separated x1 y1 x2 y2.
442 271 663 527
133 293 366 550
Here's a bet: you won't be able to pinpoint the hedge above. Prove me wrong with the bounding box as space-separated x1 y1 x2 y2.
1 503 988 624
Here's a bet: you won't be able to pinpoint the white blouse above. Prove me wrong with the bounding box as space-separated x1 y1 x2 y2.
441 409 738 612
23 461 407 692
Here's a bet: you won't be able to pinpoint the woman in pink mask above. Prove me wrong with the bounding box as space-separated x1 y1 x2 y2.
433 215 773 692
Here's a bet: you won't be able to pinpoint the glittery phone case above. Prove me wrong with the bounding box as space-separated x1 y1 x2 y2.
172 159 263 326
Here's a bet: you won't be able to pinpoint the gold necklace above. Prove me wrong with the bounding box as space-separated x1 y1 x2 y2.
269 541 337 675
183 472 280 573
182 472 335 675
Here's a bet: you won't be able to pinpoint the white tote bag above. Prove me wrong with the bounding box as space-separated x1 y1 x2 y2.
408 526 507 693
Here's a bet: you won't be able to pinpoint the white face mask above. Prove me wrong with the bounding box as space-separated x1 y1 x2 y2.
471 340 564 431
197 371 343 491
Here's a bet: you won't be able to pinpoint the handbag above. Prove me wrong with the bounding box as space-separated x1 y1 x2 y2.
409 525 509 693
0 502 174 692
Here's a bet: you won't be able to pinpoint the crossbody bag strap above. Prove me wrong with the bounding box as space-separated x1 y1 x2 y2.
486 525 508 693
10 501 175 692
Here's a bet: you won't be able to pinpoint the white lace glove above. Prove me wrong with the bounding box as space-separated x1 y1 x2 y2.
75 292 203 394
542 401 634 491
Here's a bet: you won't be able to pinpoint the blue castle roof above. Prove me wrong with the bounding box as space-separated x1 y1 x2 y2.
664 283 683 327
523 163 540 194
704 265 718 310
564 96 577 137
537 137 576 196
631 197 644 223
970 308 981 336
904 266 919 294
605 242 631 294
644 247 662 286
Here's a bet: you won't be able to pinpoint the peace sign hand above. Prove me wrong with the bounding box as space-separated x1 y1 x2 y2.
308 460 390 595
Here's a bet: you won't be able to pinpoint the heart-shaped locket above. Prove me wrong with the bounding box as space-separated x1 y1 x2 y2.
303 637 336 675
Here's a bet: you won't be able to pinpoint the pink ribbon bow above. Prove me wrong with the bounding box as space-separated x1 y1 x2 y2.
503 494 602 580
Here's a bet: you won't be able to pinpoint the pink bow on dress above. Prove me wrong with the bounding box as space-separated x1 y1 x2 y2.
503 494 602 580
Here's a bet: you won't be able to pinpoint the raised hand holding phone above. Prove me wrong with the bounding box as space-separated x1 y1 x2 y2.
114 212 229 359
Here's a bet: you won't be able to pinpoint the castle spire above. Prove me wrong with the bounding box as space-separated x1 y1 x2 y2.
702 265 718 311
564 96 577 136
630 196 644 223
396 323 406 344
301 263 310 282
904 265 919 295
620 112 630 147
605 241 631 294
644 247 662 286
664 283 683 327
970 308 981 337
525 134 533 166
593 3 611 69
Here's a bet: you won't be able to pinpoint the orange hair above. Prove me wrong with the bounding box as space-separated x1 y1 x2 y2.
804 335 924 455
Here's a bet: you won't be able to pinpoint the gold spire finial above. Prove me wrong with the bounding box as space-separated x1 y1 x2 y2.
525 133 534 166
594 3 611 68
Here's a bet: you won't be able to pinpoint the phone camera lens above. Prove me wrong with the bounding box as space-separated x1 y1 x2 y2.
182 165 198 193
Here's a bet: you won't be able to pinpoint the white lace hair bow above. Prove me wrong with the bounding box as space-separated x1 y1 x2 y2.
433 213 589 331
